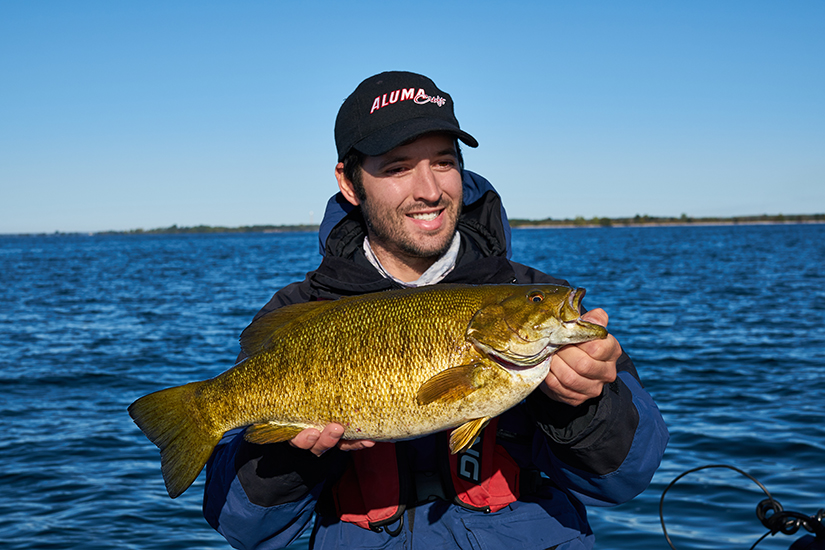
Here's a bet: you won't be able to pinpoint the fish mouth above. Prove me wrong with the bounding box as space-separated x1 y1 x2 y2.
565 287 585 317
556 287 595 334
571 287 583 308
470 331 556 371
483 330 559 369
487 348 553 371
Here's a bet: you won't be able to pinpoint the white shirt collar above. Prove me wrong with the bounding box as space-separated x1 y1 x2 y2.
363 232 461 288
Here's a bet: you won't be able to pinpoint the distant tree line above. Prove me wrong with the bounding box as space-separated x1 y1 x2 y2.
95 223 320 235
508 213 825 228
11 213 825 237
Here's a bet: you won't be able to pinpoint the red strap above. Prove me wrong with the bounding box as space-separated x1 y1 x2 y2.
332 420 521 530
448 418 521 512
332 442 402 530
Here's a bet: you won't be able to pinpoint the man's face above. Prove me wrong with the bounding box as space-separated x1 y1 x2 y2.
340 133 463 275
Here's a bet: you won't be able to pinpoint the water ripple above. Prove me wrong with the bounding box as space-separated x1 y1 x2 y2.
2 226 823 549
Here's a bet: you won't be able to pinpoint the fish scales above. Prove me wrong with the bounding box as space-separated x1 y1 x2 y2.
128 284 608 498
214 286 488 439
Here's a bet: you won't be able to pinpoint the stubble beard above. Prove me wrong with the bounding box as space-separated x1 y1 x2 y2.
361 198 463 261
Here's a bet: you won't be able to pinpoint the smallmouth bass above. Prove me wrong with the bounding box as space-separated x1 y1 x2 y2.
128 284 607 498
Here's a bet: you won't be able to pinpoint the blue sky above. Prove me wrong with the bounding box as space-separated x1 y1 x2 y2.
1 1 823 234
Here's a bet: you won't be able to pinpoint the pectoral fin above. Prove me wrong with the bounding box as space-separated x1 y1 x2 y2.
244 422 305 445
416 363 496 406
449 417 490 454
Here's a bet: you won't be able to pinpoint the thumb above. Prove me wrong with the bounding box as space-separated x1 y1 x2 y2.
581 308 608 327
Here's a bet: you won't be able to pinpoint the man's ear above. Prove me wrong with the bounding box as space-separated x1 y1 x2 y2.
335 163 360 207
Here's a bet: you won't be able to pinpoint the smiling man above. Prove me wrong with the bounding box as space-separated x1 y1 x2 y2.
336 133 463 282
203 71 669 550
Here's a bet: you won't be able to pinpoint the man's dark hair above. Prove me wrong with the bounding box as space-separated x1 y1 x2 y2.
342 138 464 202
342 149 368 201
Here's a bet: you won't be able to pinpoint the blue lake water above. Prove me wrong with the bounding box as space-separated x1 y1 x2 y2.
2 225 823 549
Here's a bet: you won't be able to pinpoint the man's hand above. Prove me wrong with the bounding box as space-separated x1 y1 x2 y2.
540 308 621 407
289 424 375 457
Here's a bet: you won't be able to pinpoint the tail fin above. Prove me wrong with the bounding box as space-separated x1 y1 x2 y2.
128 381 221 498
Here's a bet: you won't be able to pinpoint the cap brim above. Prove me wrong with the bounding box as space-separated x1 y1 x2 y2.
352 117 478 158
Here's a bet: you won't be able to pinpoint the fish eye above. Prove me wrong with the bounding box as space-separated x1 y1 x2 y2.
528 291 544 303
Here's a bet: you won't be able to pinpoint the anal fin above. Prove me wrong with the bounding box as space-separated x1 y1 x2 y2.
244 422 305 445
449 417 490 454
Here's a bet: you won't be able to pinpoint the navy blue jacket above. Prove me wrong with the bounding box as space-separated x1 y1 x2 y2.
203 171 669 549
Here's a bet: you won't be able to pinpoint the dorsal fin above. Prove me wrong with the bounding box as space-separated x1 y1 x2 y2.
239 301 329 356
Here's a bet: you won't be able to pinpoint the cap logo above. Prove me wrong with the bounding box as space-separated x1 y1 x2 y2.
370 87 447 114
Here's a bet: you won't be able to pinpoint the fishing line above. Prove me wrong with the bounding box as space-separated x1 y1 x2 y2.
659 464 825 550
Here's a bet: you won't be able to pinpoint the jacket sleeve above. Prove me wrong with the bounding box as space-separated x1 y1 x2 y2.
203 431 342 550
511 260 669 506
526 352 669 506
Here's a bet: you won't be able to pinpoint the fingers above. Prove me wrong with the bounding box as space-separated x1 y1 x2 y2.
557 336 620 379
289 424 374 457
543 345 617 406
541 308 621 406
339 439 376 452
289 424 342 457
572 308 620 363
581 307 608 327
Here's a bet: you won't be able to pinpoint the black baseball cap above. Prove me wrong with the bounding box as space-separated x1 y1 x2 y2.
334 71 478 161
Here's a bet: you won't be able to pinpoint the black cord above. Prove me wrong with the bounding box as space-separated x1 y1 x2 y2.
748 531 773 550
757 503 825 539
659 464 825 550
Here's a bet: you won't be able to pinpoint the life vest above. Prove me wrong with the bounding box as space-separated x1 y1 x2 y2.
328 418 524 533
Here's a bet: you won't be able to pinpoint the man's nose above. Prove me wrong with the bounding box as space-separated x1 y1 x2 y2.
411 163 442 202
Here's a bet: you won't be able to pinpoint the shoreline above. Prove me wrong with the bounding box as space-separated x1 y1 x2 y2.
511 219 825 229
3 216 824 237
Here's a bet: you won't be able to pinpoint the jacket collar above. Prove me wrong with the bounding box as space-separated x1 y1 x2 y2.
309 170 515 298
